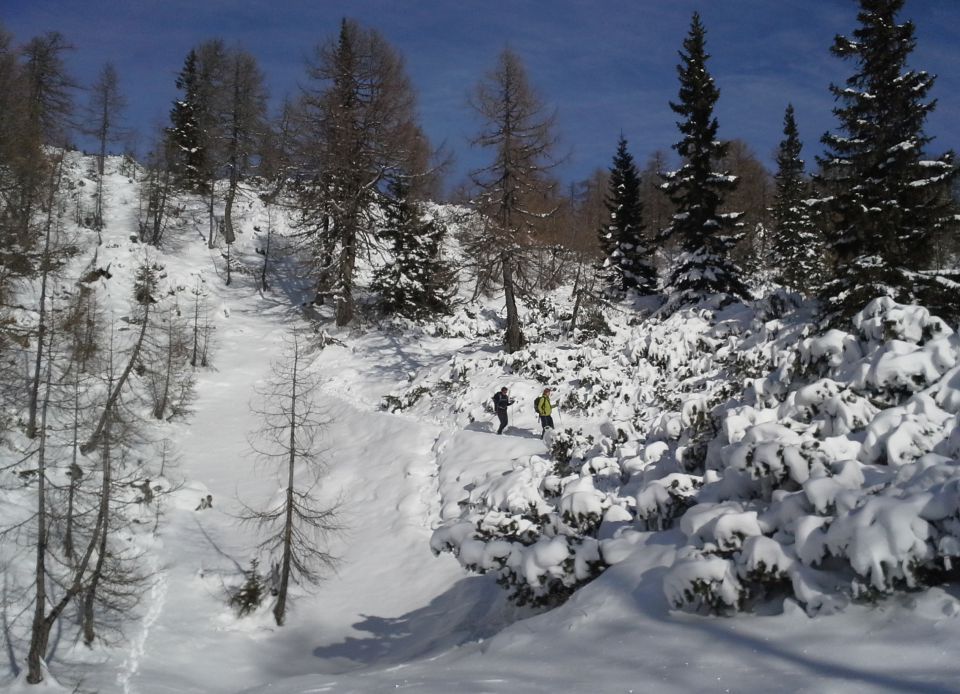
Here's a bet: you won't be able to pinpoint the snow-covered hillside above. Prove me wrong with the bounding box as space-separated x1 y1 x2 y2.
4 154 960 693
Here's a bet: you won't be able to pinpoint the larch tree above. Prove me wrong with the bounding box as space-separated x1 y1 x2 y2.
640 149 674 242
242 330 340 626
568 169 608 332
661 13 746 307
80 261 157 455
816 0 958 324
20 31 74 145
85 61 126 234
716 139 771 284
194 40 230 251
0 25 35 303
24 151 66 440
256 98 299 292
16 33 76 439
139 126 176 247
169 40 270 268
1 31 73 294
220 48 268 282
75 324 153 650
469 47 559 353
602 135 656 295
297 18 421 326
770 104 822 294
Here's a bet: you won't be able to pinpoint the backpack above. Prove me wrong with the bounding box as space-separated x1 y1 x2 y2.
533 396 543 414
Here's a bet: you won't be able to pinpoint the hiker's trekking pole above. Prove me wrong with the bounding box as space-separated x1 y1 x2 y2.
555 399 563 427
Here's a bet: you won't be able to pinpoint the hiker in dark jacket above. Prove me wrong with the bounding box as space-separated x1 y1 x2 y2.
535 387 555 438
492 387 514 434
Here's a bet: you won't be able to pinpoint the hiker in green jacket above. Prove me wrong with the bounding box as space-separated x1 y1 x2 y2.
535 387 555 438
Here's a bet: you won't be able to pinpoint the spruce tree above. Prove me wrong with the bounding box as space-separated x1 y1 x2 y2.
168 50 207 192
770 105 822 294
374 178 454 320
817 0 958 323
661 13 746 306
602 136 656 295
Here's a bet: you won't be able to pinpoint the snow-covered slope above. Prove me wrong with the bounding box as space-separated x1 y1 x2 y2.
4 154 960 693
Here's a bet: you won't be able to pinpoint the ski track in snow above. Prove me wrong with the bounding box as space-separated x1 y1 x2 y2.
116 548 166 694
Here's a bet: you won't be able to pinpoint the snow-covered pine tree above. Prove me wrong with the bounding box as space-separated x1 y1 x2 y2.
602 136 656 295
770 104 823 294
167 49 208 193
816 0 958 324
373 178 454 320
660 13 747 307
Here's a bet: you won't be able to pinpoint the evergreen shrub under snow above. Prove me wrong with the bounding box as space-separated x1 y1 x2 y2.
427 292 960 616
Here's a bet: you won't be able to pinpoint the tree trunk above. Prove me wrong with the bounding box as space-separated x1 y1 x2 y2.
154 310 174 419
26 155 64 439
223 174 237 245
502 252 523 353
27 331 110 678
224 169 237 287
82 416 112 646
274 344 298 626
312 216 335 306
260 207 272 291
95 114 107 235
150 167 170 247
26 339 53 683
81 308 150 454
207 183 217 249
64 369 83 562
569 259 584 333
335 236 356 326
191 279 201 367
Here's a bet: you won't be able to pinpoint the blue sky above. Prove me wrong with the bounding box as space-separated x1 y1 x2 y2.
3 0 958 189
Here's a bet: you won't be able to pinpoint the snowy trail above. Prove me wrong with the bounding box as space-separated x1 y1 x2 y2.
116 275 308 693
113 266 514 692
115 548 165 694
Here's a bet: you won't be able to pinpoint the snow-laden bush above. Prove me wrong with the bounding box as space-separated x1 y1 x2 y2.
631 473 700 530
430 444 613 607
664 552 744 613
660 299 960 614
425 290 960 617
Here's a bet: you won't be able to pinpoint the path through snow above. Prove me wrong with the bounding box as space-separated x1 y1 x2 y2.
109 254 519 692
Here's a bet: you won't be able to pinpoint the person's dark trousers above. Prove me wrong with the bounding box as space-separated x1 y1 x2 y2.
539 415 554 437
497 410 508 434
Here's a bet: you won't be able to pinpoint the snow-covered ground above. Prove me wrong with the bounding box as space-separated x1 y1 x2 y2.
5 156 960 693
